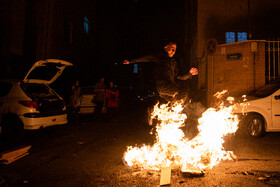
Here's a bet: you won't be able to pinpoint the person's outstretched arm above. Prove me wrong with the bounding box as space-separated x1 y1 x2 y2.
123 55 158 64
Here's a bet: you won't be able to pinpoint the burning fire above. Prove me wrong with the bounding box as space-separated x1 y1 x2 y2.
124 91 239 172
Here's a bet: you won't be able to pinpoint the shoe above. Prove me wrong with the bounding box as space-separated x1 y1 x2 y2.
147 106 153 126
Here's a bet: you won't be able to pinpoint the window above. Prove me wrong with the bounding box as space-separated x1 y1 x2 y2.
133 64 139 74
225 32 235 43
237 32 247 42
84 16 89 34
225 32 247 43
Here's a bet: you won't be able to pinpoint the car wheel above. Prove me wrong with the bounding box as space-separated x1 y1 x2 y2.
243 113 265 138
1 115 24 140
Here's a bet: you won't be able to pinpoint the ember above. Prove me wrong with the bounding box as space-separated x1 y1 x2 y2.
124 91 239 173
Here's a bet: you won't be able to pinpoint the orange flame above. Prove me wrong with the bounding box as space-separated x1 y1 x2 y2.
124 93 239 171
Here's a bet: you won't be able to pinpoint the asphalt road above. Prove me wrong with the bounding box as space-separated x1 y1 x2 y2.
0 103 280 186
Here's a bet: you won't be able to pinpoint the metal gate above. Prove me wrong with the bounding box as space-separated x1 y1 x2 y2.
266 41 280 83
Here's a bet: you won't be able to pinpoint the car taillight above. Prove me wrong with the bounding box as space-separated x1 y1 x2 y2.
19 100 39 109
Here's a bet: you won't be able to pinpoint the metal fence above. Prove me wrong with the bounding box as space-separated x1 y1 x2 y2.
266 41 280 83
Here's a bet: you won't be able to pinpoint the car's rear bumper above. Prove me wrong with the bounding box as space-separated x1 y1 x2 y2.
23 110 67 118
20 113 68 130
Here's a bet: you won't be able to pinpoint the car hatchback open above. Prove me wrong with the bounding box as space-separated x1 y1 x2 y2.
0 59 72 139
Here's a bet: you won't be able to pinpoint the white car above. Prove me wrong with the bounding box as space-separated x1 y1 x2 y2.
78 86 96 114
0 59 72 139
234 82 280 138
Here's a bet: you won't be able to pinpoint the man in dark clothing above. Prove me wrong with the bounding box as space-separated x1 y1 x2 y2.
94 77 106 115
123 41 198 102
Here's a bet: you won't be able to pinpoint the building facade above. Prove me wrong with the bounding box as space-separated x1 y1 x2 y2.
195 0 280 106
0 0 97 81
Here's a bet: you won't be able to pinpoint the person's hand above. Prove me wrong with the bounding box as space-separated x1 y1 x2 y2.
123 60 130 64
189 67 198 75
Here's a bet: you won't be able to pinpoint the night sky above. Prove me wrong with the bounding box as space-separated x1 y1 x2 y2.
95 0 185 71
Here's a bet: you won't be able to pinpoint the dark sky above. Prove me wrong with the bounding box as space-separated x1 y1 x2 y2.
95 0 185 67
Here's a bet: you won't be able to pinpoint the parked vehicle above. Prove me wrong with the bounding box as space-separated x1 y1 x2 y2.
234 82 280 138
78 86 96 114
0 59 72 139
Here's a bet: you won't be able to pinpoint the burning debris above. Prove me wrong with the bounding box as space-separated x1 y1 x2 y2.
123 91 240 184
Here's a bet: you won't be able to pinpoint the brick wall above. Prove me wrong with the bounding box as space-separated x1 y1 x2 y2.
206 40 266 106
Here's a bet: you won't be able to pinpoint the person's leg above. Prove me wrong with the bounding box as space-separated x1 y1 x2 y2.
145 81 178 126
95 101 103 115
156 81 178 103
175 89 188 101
147 106 153 125
110 107 118 120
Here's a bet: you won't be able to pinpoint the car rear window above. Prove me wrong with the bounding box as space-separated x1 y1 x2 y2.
25 65 59 82
20 83 57 98
0 81 13 97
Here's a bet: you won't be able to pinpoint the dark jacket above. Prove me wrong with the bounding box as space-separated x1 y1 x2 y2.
130 53 192 84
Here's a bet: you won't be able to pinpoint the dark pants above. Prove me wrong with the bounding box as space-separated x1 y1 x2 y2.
95 100 104 114
156 80 188 103
107 107 118 118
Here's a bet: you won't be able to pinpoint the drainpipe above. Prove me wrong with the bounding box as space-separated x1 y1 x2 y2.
248 0 252 39
251 42 258 91
211 55 214 105
253 51 256 91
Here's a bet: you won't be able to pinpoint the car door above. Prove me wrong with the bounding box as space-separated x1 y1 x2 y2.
271 89 280 129
23 59 73 84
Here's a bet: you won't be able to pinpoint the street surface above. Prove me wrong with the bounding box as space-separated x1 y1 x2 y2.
0 103 280 186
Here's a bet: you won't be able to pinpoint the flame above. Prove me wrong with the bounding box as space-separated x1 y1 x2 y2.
124 92 239 171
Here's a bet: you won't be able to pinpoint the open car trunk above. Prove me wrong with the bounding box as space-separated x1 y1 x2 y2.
20 83 65 112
